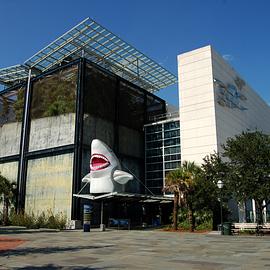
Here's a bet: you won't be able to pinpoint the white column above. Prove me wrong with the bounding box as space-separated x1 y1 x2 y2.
252 199 256 223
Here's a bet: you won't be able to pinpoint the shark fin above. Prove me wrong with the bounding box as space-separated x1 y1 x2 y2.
82 173 91 183
113 170 133 184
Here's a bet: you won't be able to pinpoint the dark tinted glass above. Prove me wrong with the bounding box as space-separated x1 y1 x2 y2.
84 64 116 121
0 86 25 157
146 94 165 121
31 65 78 119
164 138 180 147
145 124 162 134
118 82 145 130
0 86 25 125
29 65 78 151
164 121 180 130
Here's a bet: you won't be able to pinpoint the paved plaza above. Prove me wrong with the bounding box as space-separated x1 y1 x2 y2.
0 229 269 270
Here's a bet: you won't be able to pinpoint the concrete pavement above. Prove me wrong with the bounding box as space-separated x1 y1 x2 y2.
0 229 269 270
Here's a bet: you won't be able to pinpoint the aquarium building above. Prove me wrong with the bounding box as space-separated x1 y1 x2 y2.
0 18 177 223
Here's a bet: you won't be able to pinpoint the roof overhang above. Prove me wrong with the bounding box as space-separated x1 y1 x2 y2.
73 192 173 203
0 18 177 93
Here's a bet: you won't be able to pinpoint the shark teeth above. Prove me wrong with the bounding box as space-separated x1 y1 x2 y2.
90 153 110 171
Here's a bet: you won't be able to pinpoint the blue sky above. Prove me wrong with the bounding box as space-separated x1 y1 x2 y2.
1 0 270 106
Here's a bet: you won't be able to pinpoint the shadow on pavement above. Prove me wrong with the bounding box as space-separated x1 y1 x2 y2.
0 244 115 257
13 264 109 270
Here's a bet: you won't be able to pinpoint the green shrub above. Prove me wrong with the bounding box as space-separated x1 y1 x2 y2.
179 220 190 230
9 210 67 230
170 208 213 231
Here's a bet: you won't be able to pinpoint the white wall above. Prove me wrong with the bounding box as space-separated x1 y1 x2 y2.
212 49 270 153
178 45 270 164
178 45 217 164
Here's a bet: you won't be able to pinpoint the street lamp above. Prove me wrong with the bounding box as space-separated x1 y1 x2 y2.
217 180 224 235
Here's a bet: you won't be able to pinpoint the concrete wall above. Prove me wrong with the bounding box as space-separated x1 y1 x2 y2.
178 45 270 164
29 113 76 152
118 126 143 159
212 49 270 152
25 153 74 220
0 113 76 157
0 162 18 214
178 45 217 164
83 115 115 148
0 122 22 157
0 161 18 183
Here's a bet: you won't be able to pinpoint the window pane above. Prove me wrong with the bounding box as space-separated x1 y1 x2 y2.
0 86 25 157
29 65 78 151
84 64 116 122
146 94 165 122
164 121 179 130
118 82 145 130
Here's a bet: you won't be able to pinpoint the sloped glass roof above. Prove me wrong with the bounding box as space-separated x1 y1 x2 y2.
0 65 30 86
0 18 177 92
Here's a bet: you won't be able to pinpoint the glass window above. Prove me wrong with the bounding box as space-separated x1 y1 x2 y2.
146 156 163 163
0 86 25 157
29 64 78 151
146 94 165 122
164 138 180 147
146 148 162 157
146 171 163 179
164 121 180 131
146 163 163 172
164 154 181 161
30 66 77 119
83 64 117 148
148 187 163 195
84 64 117 121
145 124 162 134
118 82 145 130
146 132 162 141
165 161 180 170
164 146 180 155
146 140 162 149
146 179 163 188
164 129 180 139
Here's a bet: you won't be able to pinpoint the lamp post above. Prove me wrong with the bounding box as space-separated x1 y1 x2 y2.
217 179 224 235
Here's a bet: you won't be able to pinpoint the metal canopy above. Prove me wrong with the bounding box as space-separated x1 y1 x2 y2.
73 192 173 203
0 65 30 86
0 18 177 92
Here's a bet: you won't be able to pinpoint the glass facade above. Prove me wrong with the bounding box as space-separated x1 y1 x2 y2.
0 85 25 157
144 118 180 195
29 65 78 151
82 62 165 193
0 58 166 221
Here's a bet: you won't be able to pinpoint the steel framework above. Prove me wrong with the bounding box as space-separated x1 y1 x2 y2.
0 18 177 92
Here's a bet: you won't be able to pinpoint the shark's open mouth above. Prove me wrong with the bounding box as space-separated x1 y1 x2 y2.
90 154 110 171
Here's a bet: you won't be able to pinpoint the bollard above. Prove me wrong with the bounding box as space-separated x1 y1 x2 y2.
83 204 92 232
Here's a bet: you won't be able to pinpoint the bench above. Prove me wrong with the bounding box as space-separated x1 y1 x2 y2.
108 218 130 230
231 223 270 235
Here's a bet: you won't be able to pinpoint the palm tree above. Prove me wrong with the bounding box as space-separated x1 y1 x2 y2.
0 173 16 225
164 161 201 231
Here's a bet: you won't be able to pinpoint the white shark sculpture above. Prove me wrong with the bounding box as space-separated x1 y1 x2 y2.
82 139 134 194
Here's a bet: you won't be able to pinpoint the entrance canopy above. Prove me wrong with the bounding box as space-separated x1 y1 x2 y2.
73 192 173 204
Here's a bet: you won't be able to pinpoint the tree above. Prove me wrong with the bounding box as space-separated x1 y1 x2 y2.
200 153 230 228
223 131 270 224
0 173 17 225
164 161 201 231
